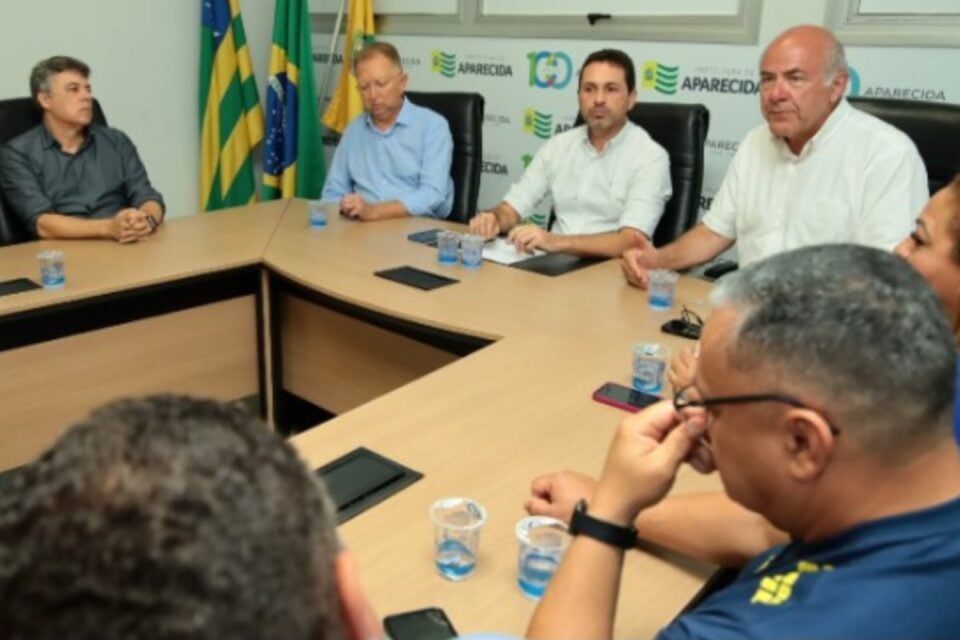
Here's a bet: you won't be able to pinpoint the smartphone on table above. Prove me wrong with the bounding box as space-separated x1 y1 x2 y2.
384 607 457 640
592 382 660 413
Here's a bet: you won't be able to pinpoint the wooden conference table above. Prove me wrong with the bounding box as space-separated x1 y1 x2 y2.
0 199 719 638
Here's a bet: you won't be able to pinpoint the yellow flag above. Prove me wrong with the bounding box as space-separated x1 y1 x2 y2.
321 0 375 134
199 0 264 210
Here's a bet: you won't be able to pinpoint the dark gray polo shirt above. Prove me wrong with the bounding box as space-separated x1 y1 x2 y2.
0 123 164 236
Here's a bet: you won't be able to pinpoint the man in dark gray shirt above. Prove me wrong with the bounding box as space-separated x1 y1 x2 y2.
0 56 164 242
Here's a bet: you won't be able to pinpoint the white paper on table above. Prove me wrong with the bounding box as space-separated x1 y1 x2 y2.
481 237 545 265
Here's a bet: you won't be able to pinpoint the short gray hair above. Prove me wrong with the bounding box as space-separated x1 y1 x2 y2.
710 244 955 460
823 34 848 84
353 41 403 74
29 55 90 107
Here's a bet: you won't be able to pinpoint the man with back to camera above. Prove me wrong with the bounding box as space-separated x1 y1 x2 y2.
523 244 960 639
469 48 671 258
0 56 165 243
0 394 532 640
621 25 928 286
0 395 383 640
321 42 454 221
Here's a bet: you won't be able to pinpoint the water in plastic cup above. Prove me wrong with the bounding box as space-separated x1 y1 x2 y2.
37 250 65 290
437 231 460 265
460 234 484 269
633 342 669 394
309 200 328 228
648 269 679 310
430 497 486 581
516 516 570 600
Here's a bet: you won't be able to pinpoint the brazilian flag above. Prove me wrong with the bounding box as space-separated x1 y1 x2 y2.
199 0 264 211
262 0 325 200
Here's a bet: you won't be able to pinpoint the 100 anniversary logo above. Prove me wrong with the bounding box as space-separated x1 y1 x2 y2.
527 51 573 89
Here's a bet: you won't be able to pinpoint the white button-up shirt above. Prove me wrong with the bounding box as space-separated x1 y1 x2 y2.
503 121 671 237
702 99 928 267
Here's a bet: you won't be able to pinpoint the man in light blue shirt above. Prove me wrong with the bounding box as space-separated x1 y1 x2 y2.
322 42 453 221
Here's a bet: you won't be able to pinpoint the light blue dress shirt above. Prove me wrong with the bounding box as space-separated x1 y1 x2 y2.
321 97 454 218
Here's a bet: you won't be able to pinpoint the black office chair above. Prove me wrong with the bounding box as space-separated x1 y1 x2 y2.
406 91 484 224
0 194 16 247
849 97 960 194
0 97 108 245
635 102 710 246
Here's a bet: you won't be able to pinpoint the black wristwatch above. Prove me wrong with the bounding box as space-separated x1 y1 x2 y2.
569 499 637 549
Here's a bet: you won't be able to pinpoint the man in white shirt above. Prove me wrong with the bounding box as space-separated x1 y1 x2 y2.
469 49 671 258
622 25 928 286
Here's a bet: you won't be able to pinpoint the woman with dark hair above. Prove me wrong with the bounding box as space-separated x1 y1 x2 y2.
896 174 960 341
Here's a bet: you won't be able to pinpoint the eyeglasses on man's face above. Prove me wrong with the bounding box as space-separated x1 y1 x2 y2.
672 384 841 436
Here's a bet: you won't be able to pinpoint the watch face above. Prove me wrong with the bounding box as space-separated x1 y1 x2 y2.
569 500 588 534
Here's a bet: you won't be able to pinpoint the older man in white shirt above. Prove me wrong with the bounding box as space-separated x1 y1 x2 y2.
621 24 928 286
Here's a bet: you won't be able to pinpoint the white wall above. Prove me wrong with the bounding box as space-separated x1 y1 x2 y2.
758 0 830 42
0 0 275 218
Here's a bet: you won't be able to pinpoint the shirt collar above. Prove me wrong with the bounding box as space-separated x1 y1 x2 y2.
580 120 632 156
39 125 57 149
40 123 94 152
395 96 414 126
774 98 850 161
364 96 413 134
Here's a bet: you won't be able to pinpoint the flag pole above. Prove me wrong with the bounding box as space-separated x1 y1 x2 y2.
319 0 348 116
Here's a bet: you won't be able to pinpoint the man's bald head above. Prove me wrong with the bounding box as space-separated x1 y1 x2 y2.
763 25 848 85
759 25 849 154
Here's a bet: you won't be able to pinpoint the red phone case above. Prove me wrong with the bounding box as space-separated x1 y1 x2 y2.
592 383 658 413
